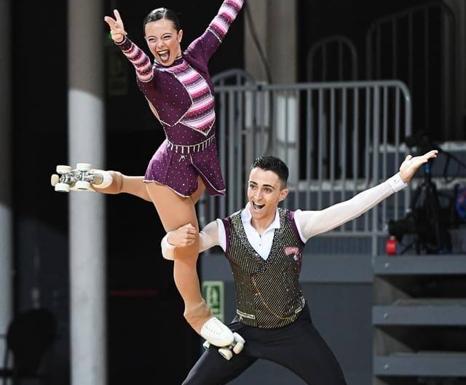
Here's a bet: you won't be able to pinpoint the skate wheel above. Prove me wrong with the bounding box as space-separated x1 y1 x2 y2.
232 342 244 355
55 182 70 192
75 180 91 190
51 174 59 187
76 163 92 171
56 165 72 174
202 341 210 350
218 348 233 361
233 333 245 344
232 333 245 354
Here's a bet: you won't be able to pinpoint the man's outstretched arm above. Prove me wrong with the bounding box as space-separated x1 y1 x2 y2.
295 150 438 241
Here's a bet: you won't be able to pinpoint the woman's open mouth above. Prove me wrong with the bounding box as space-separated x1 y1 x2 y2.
157 50 170 63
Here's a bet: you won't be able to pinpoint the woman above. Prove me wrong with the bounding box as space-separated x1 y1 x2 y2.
101 1 245 349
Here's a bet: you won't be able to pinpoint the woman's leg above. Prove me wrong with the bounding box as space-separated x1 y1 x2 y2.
191 177 206 205
92 171 152 202
95 173 216 335
94 172 210 331
145 180 210 334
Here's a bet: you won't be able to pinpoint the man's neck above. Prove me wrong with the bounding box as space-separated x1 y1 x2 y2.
248 209 277 235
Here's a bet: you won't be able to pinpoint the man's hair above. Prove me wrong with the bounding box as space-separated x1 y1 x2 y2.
251 156 289 187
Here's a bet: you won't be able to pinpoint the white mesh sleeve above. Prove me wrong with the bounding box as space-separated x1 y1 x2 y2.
295 173 407 241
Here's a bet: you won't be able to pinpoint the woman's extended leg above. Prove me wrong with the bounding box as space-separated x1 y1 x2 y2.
145 179 211 334
92 170 203 204
93 173 216 335
93 171 151 202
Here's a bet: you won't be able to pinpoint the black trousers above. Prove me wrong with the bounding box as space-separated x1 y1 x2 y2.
182 306 348 385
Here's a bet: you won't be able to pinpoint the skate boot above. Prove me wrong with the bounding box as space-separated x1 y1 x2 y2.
200 317 245 360
51 163 112 192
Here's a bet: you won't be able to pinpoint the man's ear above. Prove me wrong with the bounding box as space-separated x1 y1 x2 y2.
279 187 289 202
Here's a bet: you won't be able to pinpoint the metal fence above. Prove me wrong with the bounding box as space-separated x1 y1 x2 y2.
198 80 413 255
306 35 359 82
302 2 458 140
366 2 457 139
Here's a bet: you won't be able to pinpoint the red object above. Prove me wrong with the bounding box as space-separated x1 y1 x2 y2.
386 236 397 255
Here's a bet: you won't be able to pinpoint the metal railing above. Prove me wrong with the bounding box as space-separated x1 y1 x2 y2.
366 2 457 139
199 80 413 255
211 68 256 86
306 35 359 82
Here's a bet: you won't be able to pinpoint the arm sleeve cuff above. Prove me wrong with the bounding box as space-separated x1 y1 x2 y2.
388 172 408 193
161 234 175 261
292 210 308 243
216 219 227 251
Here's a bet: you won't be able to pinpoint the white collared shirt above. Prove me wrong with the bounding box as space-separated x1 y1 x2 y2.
217 203 281 260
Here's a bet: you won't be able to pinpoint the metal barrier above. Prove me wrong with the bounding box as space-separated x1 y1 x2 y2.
306 35 359 82
366 2 457 139
211 68 256 86
198 80 413 255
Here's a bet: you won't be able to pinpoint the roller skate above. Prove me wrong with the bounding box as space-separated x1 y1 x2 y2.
51 163 112 192
200 317 245 360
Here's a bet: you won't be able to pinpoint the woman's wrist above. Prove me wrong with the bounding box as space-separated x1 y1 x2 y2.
114 35 127 45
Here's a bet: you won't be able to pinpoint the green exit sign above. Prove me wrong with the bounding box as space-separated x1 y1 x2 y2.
202 281 224 322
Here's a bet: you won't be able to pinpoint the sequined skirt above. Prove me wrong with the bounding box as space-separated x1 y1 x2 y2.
144 137 225 197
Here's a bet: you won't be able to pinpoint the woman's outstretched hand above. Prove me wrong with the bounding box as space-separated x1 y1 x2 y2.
399 149 439 183
104 9 127 43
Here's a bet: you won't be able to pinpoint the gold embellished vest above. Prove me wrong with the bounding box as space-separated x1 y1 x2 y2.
222 208 306 328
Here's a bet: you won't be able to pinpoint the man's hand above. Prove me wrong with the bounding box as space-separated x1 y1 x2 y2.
167 224 198 248
104 9 127 43
399 149 438 183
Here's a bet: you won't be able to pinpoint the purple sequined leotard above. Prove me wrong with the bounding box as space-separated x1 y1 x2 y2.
116 0 244 197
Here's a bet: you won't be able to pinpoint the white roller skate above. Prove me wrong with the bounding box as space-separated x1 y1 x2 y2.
200 317 245 360
51 163 112 193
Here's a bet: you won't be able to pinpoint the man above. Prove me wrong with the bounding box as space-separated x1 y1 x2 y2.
161 150 438 385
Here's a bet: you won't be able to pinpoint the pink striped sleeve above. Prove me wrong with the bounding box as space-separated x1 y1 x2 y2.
208 0 244 42
115 37 154 83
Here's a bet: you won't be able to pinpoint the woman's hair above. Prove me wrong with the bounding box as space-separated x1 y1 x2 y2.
251 156 289 187
143 8 182 32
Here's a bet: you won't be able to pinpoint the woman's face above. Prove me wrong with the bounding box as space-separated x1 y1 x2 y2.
144 19 183 66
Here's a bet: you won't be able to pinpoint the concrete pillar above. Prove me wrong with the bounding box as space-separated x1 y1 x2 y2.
244 1 299 183
0 0 13 357
68 1 107 384
244 0 298 83
266 0 298 84
244 0 269 82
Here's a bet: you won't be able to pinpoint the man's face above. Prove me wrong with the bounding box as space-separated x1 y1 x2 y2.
247 167 288 221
